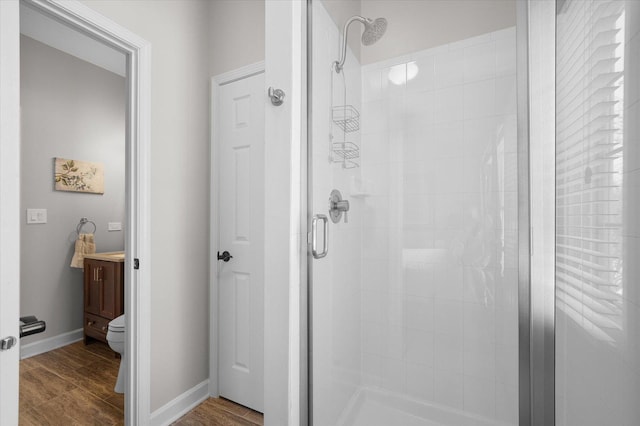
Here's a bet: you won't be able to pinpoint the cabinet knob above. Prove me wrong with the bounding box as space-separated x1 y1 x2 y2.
102 326 106 331
87 321 94 326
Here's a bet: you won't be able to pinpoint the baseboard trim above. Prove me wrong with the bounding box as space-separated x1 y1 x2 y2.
20 328 84 359
150 379 210 426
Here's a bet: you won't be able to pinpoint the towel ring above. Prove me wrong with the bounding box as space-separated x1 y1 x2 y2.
76 217 96 235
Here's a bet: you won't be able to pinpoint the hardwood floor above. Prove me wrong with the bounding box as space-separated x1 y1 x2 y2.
172 397 263 426
20 340 263 426
19 340 124 425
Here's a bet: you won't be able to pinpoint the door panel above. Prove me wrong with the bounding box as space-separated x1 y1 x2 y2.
84 261 101 315
218 72 265 413
0 1 20 424
98 261 116 318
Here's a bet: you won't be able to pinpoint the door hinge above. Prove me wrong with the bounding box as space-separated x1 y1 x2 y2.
134 258 140 270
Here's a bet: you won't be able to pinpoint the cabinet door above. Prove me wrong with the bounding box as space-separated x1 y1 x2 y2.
84 259 101 315
98 261 117 319
84 259 121 319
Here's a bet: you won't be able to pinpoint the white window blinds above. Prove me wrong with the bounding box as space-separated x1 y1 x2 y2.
556 0 625 343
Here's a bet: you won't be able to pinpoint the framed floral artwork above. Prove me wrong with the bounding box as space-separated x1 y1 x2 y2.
54 157 104 194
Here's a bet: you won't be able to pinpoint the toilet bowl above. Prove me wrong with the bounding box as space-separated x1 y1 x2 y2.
106 314 125 394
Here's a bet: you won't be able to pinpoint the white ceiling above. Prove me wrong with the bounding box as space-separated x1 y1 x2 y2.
20 3 126 77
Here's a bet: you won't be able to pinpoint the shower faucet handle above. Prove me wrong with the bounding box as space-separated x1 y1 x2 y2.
336 200 349 223
329 189 350 223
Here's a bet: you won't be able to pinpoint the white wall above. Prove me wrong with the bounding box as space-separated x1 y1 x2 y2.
209 0 265 77
20 35 125 345
262 1 306 424
78 0 211 412
360 0 516 65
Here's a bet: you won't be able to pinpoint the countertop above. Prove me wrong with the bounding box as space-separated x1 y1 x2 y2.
83 251 125 263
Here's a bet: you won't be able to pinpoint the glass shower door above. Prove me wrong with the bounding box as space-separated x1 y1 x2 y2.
309 1 520 425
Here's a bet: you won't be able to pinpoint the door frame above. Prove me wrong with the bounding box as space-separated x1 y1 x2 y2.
0 0 152 424
519 1 557 425
302 0 551 425
209 60 265 399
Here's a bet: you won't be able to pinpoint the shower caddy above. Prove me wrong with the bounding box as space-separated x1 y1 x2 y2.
330 63 360 169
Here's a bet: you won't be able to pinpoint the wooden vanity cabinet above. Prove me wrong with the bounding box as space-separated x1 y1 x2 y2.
83 257 124 344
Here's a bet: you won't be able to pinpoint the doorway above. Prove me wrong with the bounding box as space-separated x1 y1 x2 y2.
19 16 127 423
0 0 151 424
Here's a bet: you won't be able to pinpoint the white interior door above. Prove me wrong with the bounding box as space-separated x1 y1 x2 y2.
0 1 21 424
218 72 265 413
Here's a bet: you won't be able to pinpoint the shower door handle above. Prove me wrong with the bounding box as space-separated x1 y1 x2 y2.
311 214 328 259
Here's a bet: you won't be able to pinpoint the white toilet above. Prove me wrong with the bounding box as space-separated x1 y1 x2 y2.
106 314 125 394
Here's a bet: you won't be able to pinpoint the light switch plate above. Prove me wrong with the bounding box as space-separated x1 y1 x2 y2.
26 208 47 224
108 222 122 231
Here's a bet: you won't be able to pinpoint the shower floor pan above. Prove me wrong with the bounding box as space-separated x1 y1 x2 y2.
336 387 515 426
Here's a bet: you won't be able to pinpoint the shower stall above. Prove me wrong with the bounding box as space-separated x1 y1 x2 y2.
306 0 640 425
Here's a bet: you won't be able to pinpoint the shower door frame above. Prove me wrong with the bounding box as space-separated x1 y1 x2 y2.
518 0 557 425
303 0 557 425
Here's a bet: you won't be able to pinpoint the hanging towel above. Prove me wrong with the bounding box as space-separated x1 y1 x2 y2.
70 233 96 269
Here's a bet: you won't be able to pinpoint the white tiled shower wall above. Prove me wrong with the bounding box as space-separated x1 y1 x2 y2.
358 28 518 423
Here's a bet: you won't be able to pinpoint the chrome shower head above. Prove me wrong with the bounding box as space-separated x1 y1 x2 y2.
334 15 388 73
361 17 387 46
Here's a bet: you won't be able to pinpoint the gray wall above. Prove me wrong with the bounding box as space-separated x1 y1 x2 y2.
320 0 516 65
20 35 125 344
209 0 265 77
206 0 513 74
360 0 516 64
79 0 212 412
322 0 362 59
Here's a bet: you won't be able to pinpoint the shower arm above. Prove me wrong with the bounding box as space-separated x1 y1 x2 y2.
333 15 368 73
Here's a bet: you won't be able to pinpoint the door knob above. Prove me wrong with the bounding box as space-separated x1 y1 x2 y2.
217 251 233 262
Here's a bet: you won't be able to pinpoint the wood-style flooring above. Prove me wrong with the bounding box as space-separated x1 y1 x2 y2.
172 397 263 426
19 340 263 426
19 340 124 425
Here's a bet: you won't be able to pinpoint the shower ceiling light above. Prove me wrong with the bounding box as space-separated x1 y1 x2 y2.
388 62 419 85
